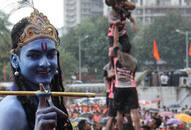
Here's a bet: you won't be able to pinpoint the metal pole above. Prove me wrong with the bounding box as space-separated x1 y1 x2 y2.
143 0 145 25
186 31 189 68
176 29 190 68
78 35 89 81
0 91 96 97
79 39 81 81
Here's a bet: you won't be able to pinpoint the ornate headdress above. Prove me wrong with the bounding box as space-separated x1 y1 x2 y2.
11 9 59 53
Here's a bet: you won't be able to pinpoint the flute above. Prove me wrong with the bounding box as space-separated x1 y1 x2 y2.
0 91 96 97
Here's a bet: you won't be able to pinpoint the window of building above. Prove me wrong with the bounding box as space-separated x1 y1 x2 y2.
179 0 182 6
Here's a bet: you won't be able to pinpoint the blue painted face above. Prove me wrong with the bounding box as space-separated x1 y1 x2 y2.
18 38 58 85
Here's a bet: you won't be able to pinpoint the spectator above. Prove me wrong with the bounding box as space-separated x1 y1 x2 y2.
141 116 162 130
160 72 169 86
78 119 92 130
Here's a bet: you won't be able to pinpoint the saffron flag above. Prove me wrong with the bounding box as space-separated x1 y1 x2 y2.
189 43 191 57
153 39 160 61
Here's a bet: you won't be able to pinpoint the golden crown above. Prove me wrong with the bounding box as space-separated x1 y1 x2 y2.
12 9 59 53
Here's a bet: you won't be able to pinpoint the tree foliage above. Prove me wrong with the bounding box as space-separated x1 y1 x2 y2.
60 17 109 81
57 47 78 80
132 10 191 70
0 11 11 61
0 11 11 81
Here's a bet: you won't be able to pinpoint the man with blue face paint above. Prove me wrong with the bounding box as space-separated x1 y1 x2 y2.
0 9 72 130
19 38 58 86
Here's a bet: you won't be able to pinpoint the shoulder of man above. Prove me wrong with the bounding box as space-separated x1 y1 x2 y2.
103 63 111 71
118 52 137 71
0 96 28 130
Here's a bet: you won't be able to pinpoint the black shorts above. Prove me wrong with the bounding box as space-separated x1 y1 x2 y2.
114 87 139 112
108 99 117 117
108 34 131 53
106 92 109 107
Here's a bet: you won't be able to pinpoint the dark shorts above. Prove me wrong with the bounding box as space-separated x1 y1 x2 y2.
114 87 139 112
108 99 117 117
108 34 131 53
106 92 109 107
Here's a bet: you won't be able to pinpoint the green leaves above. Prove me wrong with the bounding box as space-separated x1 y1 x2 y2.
0 11 11 81
132 11 191 70
60 17 108 80
0 11 11 61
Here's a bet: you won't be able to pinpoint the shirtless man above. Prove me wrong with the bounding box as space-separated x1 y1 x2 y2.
0 9 72 130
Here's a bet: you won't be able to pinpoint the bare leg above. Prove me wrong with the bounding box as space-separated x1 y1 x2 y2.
116 111 123 130
113 25 119 48
130 109 141 130
105 117 114 130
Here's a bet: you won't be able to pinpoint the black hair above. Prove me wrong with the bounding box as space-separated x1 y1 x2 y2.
11 18 29 52
78 120 87 130
153 117 162 128
105 0 127 6
105 0 116 6
11 17 72 130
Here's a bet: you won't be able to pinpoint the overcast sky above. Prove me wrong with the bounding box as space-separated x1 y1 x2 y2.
0 0 64 29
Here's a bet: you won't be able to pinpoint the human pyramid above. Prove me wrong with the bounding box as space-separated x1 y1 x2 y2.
103 0 141 130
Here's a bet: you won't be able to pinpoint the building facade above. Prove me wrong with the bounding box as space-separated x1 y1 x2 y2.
132 0 191 24
63 0 191 29
103 0 191 24
63 0 103 30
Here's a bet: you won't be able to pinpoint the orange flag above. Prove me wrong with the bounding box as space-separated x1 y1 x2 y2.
153 39 160 61
189 43 191 57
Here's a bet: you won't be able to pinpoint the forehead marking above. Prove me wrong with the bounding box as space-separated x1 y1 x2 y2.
41 42 48 51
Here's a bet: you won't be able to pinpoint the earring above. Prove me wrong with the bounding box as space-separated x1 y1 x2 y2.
55 70 59 74
14 71 19 76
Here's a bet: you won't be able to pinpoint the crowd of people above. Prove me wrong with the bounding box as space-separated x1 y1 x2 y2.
143 70 189 87
67 100 191 130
